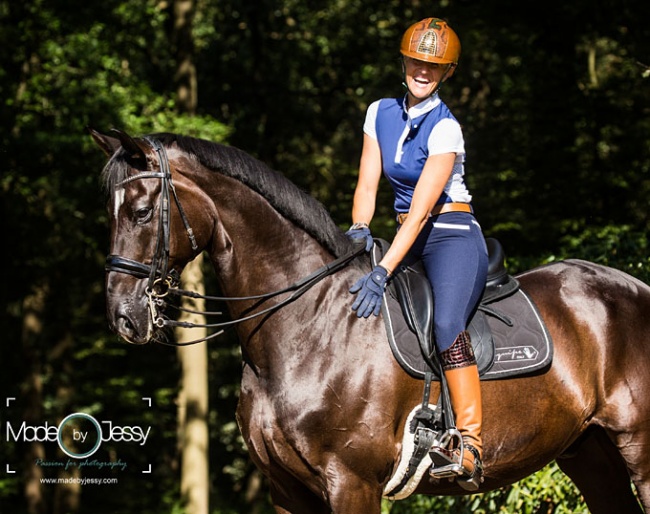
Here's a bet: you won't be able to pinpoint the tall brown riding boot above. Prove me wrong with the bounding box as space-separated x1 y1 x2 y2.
440 331 484 491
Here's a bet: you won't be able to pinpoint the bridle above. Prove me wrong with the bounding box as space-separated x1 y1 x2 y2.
106 137 197 290
105 137 365 346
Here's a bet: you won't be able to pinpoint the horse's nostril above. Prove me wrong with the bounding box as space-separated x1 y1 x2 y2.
114 314 151 345
122 316 134 332
116 314 135 337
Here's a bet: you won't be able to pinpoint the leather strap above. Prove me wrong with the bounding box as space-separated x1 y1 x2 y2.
397 202 472 224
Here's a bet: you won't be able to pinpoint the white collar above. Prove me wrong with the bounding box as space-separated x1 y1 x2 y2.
404 93 441 119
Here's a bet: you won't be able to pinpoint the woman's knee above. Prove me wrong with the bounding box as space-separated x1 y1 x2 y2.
434 319 465 352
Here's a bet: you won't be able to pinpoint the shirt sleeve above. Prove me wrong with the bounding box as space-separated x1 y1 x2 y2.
427 117 465 158
363 100 381 140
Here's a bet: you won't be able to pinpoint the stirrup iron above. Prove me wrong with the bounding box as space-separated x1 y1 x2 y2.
428 429 483 490
428 427 464 479
457 444 483 491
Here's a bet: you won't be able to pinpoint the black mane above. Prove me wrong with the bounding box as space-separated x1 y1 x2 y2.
103 133 354 258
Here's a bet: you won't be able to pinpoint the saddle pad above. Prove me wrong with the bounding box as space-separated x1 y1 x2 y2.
381 286 553 381
383 404 437 500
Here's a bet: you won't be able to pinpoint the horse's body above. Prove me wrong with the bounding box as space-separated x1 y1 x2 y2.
92 130 650 513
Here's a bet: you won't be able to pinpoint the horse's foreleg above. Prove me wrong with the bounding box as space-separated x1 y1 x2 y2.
326 472 384 514
556 426 644 514
267 468 331 514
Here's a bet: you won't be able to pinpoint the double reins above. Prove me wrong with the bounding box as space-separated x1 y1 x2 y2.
159 243 364 346
106 137 365 346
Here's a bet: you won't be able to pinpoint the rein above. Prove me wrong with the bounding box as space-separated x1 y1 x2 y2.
157 244 365 346
106 137 365 346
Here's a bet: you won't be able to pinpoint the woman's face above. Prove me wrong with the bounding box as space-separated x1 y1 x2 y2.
403 56 450 105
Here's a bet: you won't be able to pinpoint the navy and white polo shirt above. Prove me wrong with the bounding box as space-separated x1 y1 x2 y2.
363 94 471 213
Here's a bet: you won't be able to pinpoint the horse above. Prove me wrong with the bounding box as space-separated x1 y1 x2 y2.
90 128 650 514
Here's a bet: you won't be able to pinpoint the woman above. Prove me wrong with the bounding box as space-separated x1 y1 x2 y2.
347 17 488 490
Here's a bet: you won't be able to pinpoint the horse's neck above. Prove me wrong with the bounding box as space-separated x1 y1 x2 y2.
200 171 350 375
203 172 334 301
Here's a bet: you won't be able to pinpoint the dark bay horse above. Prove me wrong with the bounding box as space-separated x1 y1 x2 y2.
91 129 649 513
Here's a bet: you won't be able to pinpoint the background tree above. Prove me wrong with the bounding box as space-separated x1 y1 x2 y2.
171 1 211 513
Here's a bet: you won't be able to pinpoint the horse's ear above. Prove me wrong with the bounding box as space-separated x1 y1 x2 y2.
88 127 150 167
88 127 121 157
109 129 150 168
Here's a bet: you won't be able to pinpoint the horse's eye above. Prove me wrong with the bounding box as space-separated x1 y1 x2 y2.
135 207 153 223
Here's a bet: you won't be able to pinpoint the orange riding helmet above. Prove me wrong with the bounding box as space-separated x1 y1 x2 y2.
400 18 461 75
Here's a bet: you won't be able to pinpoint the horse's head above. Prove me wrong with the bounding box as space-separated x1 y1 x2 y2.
90 128 212 344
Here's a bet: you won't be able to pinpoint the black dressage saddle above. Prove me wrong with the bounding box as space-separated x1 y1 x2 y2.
371 237 552 380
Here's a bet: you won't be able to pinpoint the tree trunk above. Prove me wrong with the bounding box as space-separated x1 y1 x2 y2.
174 0 198 114
176 254 210 514
22 286 47 514
173 2 209 512
52 332 81 514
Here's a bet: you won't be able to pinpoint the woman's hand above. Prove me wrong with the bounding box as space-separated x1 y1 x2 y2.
350 265 390 318
345 224 374 252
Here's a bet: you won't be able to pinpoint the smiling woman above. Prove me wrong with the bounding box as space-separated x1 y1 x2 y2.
346 17 487 488
402 57 450 101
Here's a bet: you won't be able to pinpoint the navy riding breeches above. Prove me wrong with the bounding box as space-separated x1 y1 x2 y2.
403 211 488 353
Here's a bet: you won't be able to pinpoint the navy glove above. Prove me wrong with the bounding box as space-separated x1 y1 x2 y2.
345 224 373 252
350 265 390 318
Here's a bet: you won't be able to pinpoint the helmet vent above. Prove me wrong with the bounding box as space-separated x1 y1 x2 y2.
417 30 438 56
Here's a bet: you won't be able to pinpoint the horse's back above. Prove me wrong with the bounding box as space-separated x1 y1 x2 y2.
517 258 650 344
516 258 650 424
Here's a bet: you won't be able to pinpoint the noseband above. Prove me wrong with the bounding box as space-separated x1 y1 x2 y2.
106 137 365 346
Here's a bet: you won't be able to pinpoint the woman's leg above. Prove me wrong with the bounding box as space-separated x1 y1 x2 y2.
419 212 488 490
419 213 487 352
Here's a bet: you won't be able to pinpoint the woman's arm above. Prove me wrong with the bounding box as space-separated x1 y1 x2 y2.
351 134 383 226
378 152 456 273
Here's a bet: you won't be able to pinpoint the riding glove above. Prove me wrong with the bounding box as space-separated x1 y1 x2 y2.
345 224 374 252
350 265 389 318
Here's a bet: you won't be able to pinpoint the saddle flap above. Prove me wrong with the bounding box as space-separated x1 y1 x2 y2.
392 265 434 350
372 238 497 377
467 311 494 374
372 241 433 356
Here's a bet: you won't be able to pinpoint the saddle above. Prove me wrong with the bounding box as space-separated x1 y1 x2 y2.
371 238 552 381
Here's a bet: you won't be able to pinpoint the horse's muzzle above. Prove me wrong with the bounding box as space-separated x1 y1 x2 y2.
106 281 154 345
